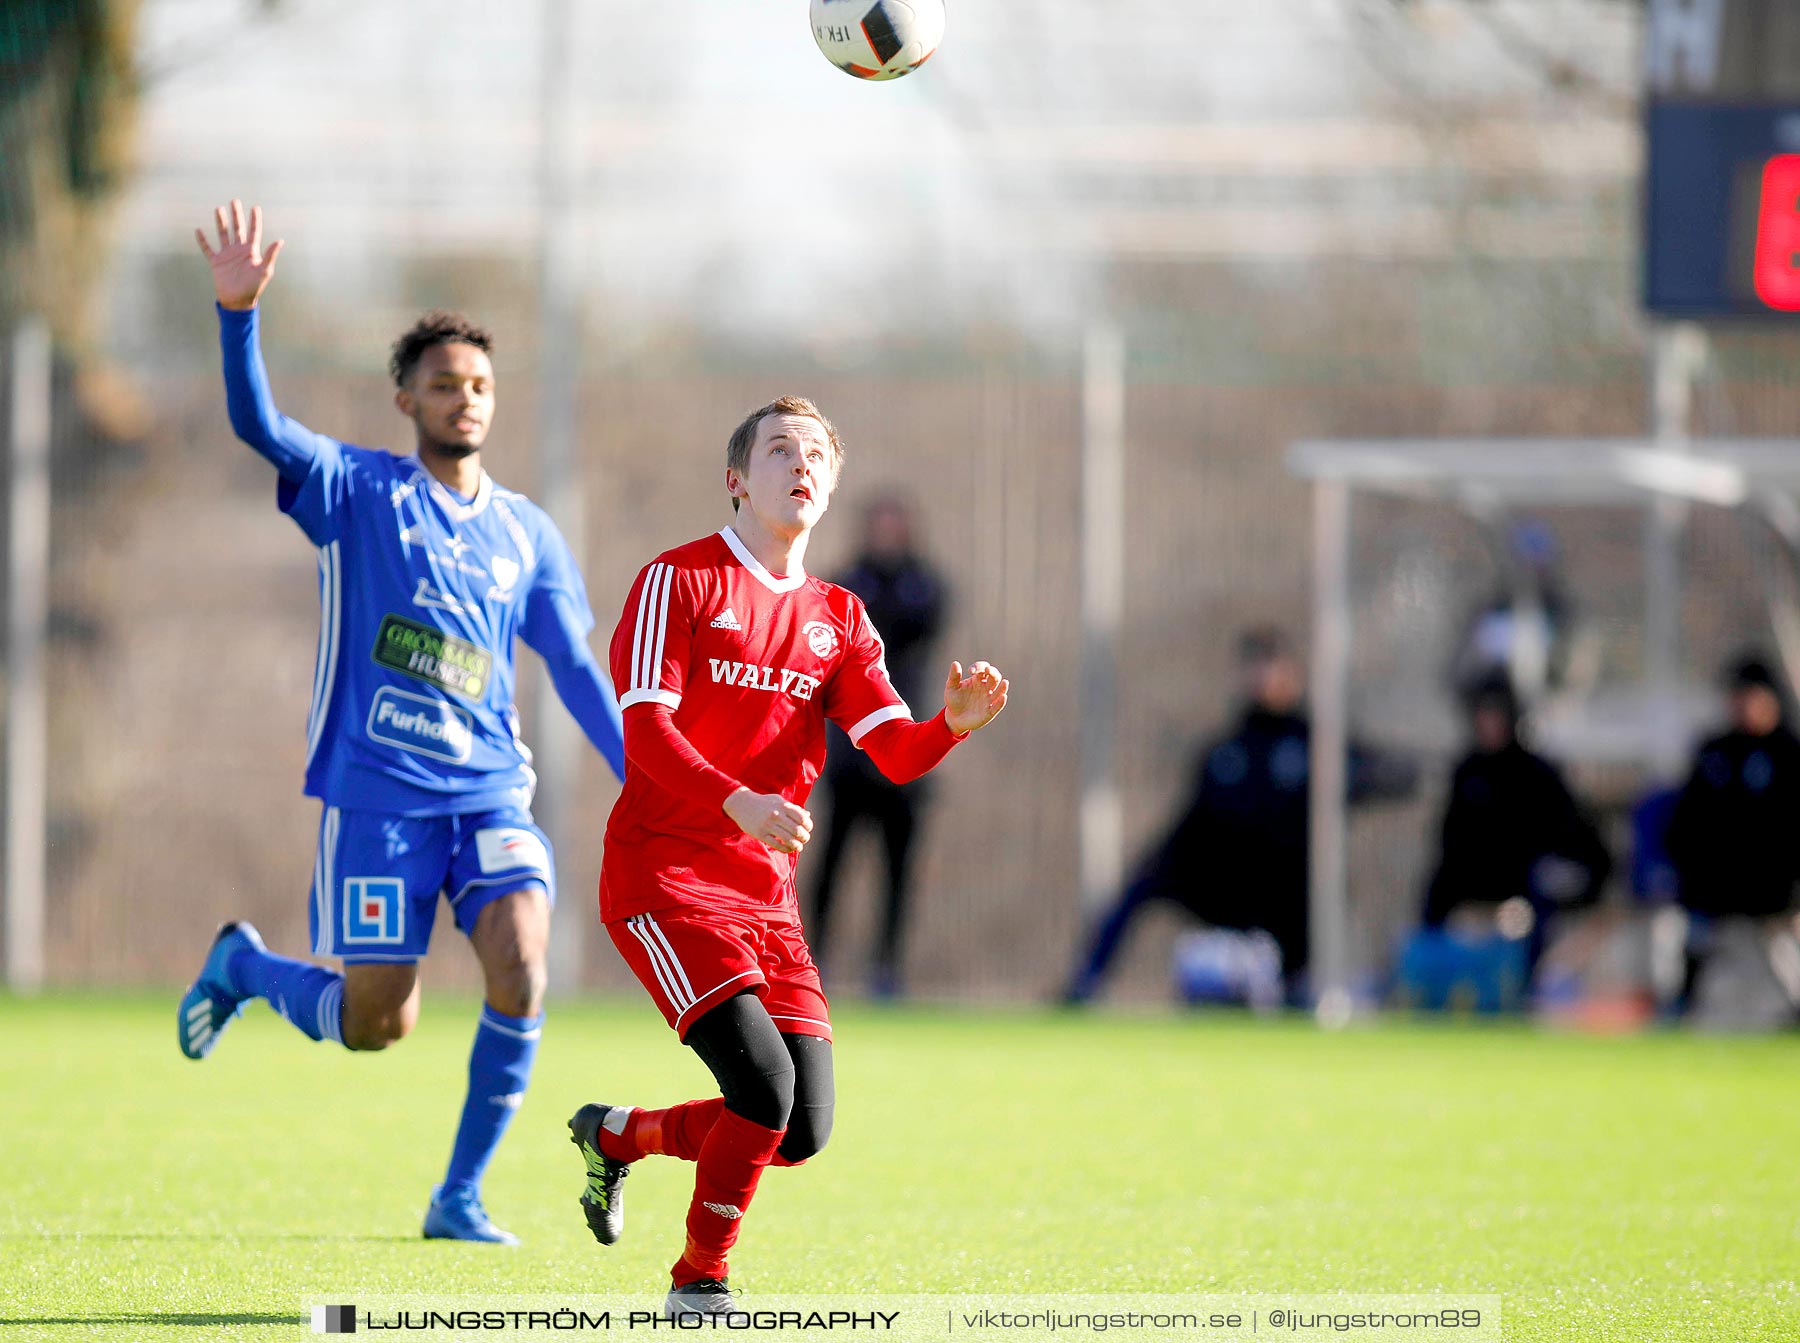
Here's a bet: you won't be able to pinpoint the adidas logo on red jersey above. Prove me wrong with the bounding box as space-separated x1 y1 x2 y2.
709 607 742 631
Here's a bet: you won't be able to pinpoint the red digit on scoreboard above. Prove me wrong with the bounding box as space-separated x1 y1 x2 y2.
1753 154 1800 312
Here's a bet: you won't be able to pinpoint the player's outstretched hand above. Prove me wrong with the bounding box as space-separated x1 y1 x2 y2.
944 660 1008 735
196 199 284 312
723 788 814 855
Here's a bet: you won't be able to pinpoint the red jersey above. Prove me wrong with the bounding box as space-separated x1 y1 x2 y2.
602 527 912 921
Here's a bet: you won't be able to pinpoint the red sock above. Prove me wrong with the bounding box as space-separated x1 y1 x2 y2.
601 1098 724 1163
670 1107 784 1286
604 1098 811 1169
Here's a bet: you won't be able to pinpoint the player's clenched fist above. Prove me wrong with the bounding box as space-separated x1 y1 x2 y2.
722 788 814 854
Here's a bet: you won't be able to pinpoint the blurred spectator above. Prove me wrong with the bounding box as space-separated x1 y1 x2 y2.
806 497 947 998
1668 655 1800 918
1413 678 1611 993
1451 519 1573 704
1667 655 1800 1024
1061 627 1416 1006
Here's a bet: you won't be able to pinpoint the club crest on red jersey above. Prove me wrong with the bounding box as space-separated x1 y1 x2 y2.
803 620 839 659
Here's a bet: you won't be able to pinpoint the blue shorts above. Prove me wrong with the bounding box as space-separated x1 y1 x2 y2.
308 804 555 963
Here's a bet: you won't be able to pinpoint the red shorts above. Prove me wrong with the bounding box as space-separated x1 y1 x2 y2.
607 908 832 1042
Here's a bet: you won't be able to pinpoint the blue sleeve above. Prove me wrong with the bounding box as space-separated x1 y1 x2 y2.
217 304 351 546
545 652 627 783
521 523 626 782
217 304 338 482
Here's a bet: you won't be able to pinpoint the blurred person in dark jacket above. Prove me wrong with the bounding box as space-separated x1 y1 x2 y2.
1061 627 1417 1005
1667 655 1800 1015
806 497 948 998
1419 678 1611 980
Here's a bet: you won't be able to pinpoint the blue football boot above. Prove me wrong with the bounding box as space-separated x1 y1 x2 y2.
177 921 264 1060
422 1183 519 1246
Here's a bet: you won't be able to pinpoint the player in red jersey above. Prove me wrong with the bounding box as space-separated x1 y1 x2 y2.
567 396 1008 1318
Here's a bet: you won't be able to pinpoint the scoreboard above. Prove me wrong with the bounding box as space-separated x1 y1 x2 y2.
1644 0 1800 316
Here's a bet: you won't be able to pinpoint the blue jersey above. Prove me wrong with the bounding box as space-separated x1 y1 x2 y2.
281 442 594 816
215 303 624 816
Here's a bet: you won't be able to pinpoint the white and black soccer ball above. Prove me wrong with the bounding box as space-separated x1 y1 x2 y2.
810 0 944 81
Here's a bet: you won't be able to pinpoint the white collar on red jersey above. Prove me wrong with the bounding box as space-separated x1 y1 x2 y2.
719 526 808 593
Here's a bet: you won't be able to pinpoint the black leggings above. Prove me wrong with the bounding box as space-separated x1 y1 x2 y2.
685 990 835 1164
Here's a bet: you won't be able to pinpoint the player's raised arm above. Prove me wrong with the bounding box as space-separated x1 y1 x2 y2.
846 659 1009 787
822 590 1008 786
197 199 334 483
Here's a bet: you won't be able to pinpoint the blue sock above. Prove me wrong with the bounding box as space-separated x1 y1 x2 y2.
441 1004 542 1196
227 943 345 1046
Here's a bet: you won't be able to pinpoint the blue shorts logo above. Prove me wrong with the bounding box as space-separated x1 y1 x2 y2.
343 877 405 944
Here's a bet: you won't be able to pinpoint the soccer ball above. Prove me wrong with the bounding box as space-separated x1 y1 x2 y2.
810 0 944 81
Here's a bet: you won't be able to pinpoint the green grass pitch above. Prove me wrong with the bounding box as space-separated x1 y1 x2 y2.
1 992 1795 1341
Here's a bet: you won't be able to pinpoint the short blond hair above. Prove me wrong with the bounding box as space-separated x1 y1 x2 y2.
725 396 845 509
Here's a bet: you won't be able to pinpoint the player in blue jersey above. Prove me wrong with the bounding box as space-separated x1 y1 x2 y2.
176 200 626 1245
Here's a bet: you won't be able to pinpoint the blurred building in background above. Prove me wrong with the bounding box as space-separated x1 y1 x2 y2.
4 0 1799 1007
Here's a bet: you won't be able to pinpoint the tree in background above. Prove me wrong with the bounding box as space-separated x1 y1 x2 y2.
2 0 138 341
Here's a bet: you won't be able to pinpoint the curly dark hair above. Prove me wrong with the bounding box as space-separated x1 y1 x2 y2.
388 310 495 387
